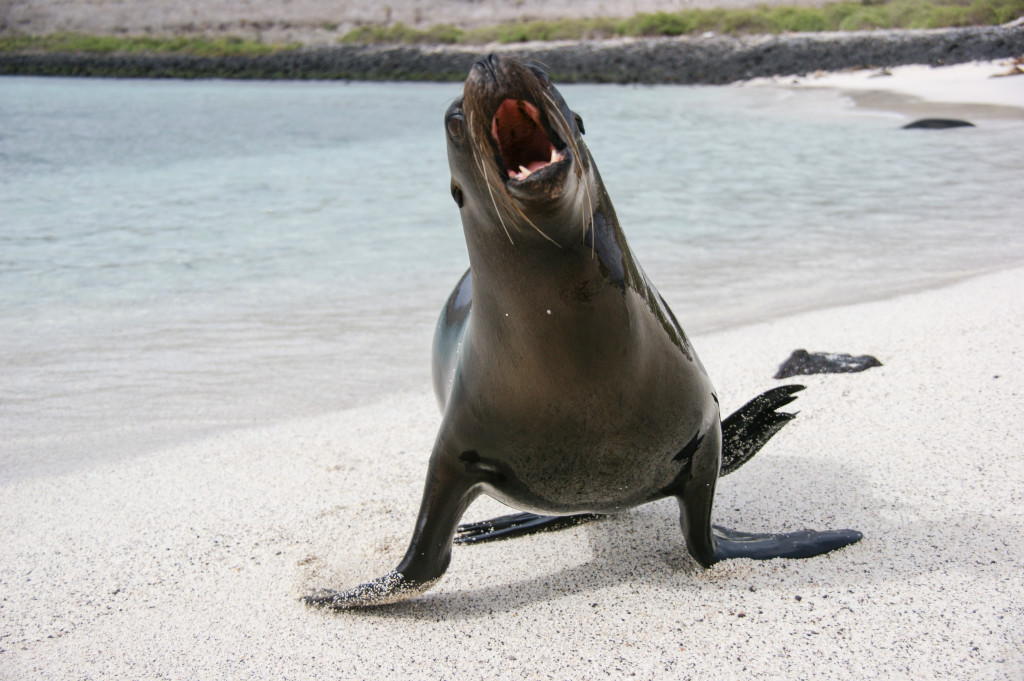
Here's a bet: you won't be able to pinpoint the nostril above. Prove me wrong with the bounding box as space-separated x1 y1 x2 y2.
475 54 499 78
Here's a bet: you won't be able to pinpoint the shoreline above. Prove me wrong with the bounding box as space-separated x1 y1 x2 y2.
740 57 1024 119
2 24 1023 82
6 255 1022 484
2 61 1021 484
3 264 1022 678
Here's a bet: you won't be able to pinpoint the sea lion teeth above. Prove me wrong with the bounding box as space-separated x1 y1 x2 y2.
509 151 564 182
491 97 559 181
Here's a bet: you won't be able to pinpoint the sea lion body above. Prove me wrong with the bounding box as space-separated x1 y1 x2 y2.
432 251 717 516
305 56 860 609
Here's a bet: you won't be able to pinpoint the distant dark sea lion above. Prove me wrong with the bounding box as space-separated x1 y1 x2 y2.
902 118 976 129
775 349 883 379
305 56 861 609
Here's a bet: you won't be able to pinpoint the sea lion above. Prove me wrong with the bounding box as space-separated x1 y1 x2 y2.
304 56 861 609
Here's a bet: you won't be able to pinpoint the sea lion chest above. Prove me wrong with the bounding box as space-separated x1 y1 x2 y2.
440 278 717 515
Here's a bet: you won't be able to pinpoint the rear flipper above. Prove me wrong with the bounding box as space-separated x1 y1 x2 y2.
712 524 863 561
454 386 806 544
720 385 803 476
455 512 603 544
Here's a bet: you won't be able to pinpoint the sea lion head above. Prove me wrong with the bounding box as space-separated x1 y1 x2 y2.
445 55 593 247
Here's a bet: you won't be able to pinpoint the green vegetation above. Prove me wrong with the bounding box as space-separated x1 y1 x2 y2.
0 33 300 56
339 22 466 44
0 0 1020 55
340 0 1024 45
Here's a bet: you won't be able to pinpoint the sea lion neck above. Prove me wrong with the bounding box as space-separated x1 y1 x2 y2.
454 55 639 333
460 181 636 325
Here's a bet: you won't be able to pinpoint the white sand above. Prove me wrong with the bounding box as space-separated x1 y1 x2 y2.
750 59 1024 118
3 264 1023 679
791 60 1024 108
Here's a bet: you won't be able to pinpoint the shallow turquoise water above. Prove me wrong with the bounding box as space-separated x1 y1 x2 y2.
2 76 1022 477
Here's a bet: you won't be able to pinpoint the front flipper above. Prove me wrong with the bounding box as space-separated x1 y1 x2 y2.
675 423 862 568
712 525 863 561
304 446 480 610
455 512 603 544
304 570 438 609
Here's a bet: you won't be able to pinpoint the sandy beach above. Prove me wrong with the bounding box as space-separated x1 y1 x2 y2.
2 68 1024 678
751 58 1024 119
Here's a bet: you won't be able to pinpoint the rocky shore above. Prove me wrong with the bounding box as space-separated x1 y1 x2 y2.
2 24 1023 82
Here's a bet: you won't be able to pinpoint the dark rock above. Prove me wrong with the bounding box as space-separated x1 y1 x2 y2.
903 118 976 129
775 349 882 379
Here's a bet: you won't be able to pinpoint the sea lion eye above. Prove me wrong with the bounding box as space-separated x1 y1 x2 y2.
573 112 585 135
451 182 464 208
447 113 464 139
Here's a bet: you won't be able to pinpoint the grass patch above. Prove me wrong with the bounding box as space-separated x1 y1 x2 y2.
338 22 466 44
340 0 1024 44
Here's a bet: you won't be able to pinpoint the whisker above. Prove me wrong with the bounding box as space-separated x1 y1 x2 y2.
468 111 515 245
540 91 594 251
464 77 577 249
584 165 595 256
502 178 559 245
517 207 560 246
478 154 515 246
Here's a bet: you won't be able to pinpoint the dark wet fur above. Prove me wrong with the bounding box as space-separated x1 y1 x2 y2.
456 385 807 543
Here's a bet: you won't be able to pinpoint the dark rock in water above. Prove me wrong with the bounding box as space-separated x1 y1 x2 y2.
902 118 976 129
775 349 882 379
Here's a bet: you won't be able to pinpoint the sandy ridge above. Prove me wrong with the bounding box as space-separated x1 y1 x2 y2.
4 0 846 44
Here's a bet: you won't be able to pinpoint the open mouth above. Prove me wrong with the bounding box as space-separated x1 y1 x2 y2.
490 99 565 182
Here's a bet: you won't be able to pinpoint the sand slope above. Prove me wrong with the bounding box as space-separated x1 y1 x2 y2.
3 265 1022 679
4 0 830 42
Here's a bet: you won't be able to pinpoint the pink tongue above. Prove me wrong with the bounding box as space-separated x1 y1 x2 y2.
523 160 549 173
